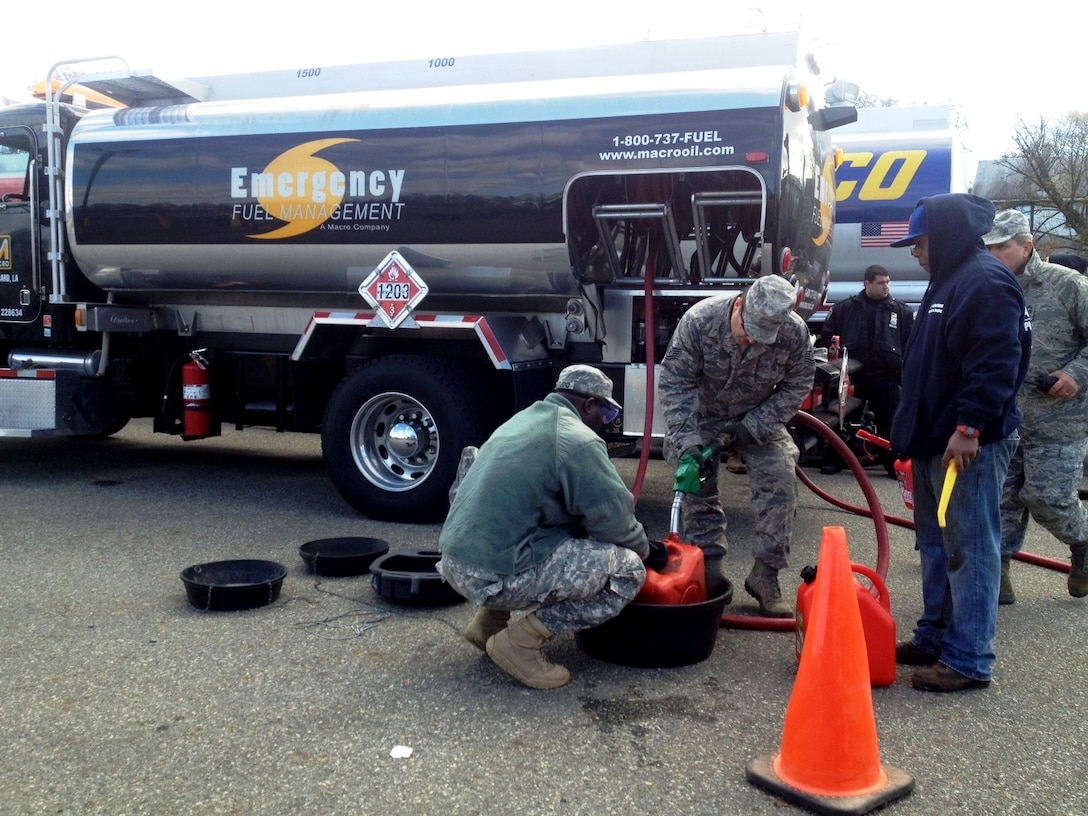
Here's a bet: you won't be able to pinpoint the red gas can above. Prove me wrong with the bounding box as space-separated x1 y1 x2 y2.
635 536 707 605
794 562 896 687
894 458 914 510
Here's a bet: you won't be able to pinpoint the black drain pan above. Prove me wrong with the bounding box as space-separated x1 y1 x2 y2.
299 537 389 577
180 559 287 611
576 583 732 668
370 550 464 606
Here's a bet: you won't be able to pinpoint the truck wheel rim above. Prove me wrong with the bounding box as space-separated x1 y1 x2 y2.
351 392 439 492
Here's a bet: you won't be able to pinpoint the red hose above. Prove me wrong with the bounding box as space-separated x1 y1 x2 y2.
720 410 893 631
1013 551 1071 573
799 426 1071 574
629 243 657 503
798 466 916 530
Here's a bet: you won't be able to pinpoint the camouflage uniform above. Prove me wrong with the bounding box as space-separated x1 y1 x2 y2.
438 365 649 636
439 540 644 633
659 287 815 570
1000 250 1088 557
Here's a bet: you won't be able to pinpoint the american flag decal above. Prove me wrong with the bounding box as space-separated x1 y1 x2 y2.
861 221 910 247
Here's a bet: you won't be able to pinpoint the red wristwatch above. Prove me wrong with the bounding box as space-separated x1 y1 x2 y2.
956 424 981 439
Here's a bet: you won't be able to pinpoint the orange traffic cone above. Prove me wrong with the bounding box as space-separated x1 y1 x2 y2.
747 526 914 814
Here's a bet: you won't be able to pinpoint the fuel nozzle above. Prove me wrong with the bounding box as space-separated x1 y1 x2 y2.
672 443 720 495
671 442 720 534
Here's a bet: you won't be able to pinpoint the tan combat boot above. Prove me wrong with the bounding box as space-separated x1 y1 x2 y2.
485 612 570 689
1069 543 1088 598
999 556 1015 605
744 561 793 618
463 607 511 651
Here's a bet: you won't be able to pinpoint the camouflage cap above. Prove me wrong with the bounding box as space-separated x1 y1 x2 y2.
742 275 797 344
983 209 1032 245
555 364 621 409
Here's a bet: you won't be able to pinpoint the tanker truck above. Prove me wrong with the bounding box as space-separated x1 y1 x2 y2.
0 32 855 521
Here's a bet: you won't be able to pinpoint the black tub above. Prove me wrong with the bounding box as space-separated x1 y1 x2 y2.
370 550 465 606
299 537 389 577
180 559 287 612
575 584 732 668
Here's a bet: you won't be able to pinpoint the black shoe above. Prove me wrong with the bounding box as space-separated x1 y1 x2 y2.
911 662 990 692
820 460 842 475
999 561 1015 605
895 641 939 665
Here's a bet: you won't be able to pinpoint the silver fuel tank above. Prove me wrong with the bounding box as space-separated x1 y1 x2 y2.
65 57 795 299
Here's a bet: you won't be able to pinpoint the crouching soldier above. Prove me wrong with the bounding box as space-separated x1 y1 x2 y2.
438 364 666 689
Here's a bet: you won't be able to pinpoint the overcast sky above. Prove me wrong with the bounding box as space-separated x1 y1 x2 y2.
3 0 1079 163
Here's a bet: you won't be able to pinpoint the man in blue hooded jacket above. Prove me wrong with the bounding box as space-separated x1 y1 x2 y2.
889 194 1031 693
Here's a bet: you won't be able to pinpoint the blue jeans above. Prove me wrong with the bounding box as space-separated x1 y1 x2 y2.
909 435 1017 681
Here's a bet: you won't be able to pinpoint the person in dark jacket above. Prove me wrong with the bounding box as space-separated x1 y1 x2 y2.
889 194 1031 693
820 264 914 475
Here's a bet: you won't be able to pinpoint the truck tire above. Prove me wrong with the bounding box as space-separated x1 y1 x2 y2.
322 355 486 522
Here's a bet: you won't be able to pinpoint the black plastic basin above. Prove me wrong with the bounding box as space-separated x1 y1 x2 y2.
575 583 732 668
299 537 389 577
180 559 287 612
370 550 464 606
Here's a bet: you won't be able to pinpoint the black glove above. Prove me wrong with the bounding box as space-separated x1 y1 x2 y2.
645 539 669 571
680 444 708 465
722 421 753 447
1035 374 1059 394
682 439 723 464
680 442 720 482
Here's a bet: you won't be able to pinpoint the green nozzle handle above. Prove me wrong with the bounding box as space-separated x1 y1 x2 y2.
673 444 718 494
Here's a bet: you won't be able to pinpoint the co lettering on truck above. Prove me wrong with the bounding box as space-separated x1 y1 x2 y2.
818 105 964 316
835 149 927 203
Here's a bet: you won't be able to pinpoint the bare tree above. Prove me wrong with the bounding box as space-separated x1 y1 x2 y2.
995 113 1088 254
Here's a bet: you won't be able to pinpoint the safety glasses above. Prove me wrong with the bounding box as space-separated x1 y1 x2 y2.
599 402 621 425
569 391 621 424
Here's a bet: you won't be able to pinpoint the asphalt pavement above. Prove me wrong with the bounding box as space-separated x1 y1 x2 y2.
1 420 1086 815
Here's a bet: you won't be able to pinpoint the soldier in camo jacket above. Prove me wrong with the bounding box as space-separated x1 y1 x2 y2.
659 274 815 617
985 209 1088 603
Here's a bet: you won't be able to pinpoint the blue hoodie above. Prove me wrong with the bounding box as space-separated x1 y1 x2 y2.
890 194 1031 459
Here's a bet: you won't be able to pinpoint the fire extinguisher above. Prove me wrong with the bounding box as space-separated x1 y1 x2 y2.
181 349 211 438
